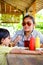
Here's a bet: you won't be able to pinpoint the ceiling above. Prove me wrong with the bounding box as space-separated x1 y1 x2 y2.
28 0 43 14
0 0 43 16
4 0 35 11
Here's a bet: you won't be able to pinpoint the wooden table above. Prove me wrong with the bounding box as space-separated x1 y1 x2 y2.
6 49 43 65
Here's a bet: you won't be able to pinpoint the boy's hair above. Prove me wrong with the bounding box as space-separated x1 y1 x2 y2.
23 15 35 24
0 28 10 44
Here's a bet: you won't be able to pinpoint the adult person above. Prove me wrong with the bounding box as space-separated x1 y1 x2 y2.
12 15 43 47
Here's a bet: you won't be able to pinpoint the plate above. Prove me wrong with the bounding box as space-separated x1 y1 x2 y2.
13 46 29 50
36 48 43 51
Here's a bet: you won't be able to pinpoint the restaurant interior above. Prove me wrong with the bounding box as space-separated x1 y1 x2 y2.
0 0 43 65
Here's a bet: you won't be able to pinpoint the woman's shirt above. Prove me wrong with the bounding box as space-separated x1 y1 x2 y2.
12 29 43 47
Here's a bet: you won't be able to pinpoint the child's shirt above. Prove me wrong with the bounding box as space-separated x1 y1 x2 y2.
0 46 13 65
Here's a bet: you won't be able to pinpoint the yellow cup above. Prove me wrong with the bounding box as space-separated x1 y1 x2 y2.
35 36 40 49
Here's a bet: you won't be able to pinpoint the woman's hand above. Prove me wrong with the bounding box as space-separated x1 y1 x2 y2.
40 44 43 48
13 36 22 46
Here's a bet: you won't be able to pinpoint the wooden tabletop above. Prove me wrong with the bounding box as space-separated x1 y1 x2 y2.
7 54 43 65
10 48 43 55
7 49 43 65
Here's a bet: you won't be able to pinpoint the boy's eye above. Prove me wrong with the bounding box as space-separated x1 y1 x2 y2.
9 37 10 39
8 36 10 39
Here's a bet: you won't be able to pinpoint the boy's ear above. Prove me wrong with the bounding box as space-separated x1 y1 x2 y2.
1 38 5 43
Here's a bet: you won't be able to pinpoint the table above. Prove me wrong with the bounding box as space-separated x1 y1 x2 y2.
6 49 43 65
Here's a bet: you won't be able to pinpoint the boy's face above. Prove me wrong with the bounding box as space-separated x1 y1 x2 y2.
22 17 35 32
2 36 11 46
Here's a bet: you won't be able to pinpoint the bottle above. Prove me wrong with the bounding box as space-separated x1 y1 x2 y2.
35 36 40 50
29 36 35 50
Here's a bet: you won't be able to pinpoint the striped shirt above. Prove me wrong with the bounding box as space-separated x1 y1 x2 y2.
12 29 43 47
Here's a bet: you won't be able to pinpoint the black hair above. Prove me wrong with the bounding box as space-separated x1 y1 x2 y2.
23 15 35 24
0 28 10 44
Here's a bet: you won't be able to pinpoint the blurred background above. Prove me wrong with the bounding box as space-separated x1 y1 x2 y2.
0 0 43 37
